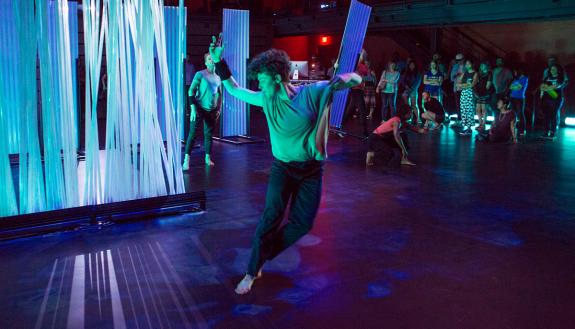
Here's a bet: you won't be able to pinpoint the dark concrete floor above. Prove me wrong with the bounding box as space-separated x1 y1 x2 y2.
1 116 575 329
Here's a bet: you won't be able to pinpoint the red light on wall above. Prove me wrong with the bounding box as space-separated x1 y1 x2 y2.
319 35 332 45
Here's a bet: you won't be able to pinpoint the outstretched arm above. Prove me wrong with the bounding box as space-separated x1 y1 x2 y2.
331 72 362 91
220 77 263 107
209 34 263 107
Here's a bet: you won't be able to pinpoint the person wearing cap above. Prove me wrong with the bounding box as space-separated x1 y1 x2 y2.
450 53 465 126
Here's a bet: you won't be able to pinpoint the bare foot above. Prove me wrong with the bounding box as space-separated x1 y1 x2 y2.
401 158 416 166
205 155 215 166
235 270 262 295
182 155 190 171
366 152 375 166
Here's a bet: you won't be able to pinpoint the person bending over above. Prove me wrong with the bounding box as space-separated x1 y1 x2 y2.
366 104 415 167
477 97 517 143
183 53 222 169
208 35 361 294
421 91 446 131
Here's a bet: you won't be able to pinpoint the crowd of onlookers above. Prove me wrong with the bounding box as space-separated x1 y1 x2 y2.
332 50 570 167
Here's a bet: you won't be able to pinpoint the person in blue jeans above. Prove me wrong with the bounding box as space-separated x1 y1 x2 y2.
377 61 400 120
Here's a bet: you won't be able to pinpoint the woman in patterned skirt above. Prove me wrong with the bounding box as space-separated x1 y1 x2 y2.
458 59 478 136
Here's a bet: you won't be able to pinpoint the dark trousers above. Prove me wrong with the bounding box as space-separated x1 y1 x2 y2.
381 92 396 120
453 90 461 117
511 98 526 132
541 97 562 134
367 132 409 167
247 159 323 276
185 105 217 155
343 89 368 135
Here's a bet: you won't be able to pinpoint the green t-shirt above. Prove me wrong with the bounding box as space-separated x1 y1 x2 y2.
262 81 336 162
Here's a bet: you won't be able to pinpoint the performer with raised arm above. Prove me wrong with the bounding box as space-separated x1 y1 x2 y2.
209 34 361 294
183 53 222 169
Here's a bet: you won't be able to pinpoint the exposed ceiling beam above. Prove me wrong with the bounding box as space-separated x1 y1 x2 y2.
273 0 575 37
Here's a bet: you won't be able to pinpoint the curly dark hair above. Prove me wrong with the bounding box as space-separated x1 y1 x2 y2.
247 49 291 82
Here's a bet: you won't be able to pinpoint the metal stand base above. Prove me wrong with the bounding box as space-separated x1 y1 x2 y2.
212 135 265 145
0 191 206 241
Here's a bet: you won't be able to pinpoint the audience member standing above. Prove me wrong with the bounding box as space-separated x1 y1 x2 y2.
492 57 513 109
432 53 447 79
458 59 478 136
363 61 378 120
342 50 370 136
475 61 493 131
542 56 569 122
401 60 422 125
450 54 466 125
509 67 529 135
540 64 566 139
423 60 444 104
377 61 400 120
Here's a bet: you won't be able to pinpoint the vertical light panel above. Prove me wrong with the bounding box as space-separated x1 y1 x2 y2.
0 0 21 156
37 0 66 211
81 0 107 206
163 5 187 142
222 9 249 137
0 1 18 216
330 0 371 128
56 0 80 209
16 0 46 214
47 1 80 152
151 0 185 195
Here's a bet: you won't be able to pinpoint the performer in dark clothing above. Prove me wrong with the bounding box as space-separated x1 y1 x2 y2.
183 53 221 168
208 35 362 294
366 104 415 167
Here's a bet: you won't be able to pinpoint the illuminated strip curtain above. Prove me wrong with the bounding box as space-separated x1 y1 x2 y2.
0 0 31 216
104 0 136 202
36 0 65 211
18 0 46 214
222 9 249 137
0 0 19 216
0 0 79 216
47 1 80 152
54 0 80 208
81 0 107 206
151 0 185 194
163 5 187 141
103 0 184 203
330 0 371 128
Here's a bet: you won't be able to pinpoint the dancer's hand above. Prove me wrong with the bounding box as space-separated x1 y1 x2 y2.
190 105 197 122
209 33 224 63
